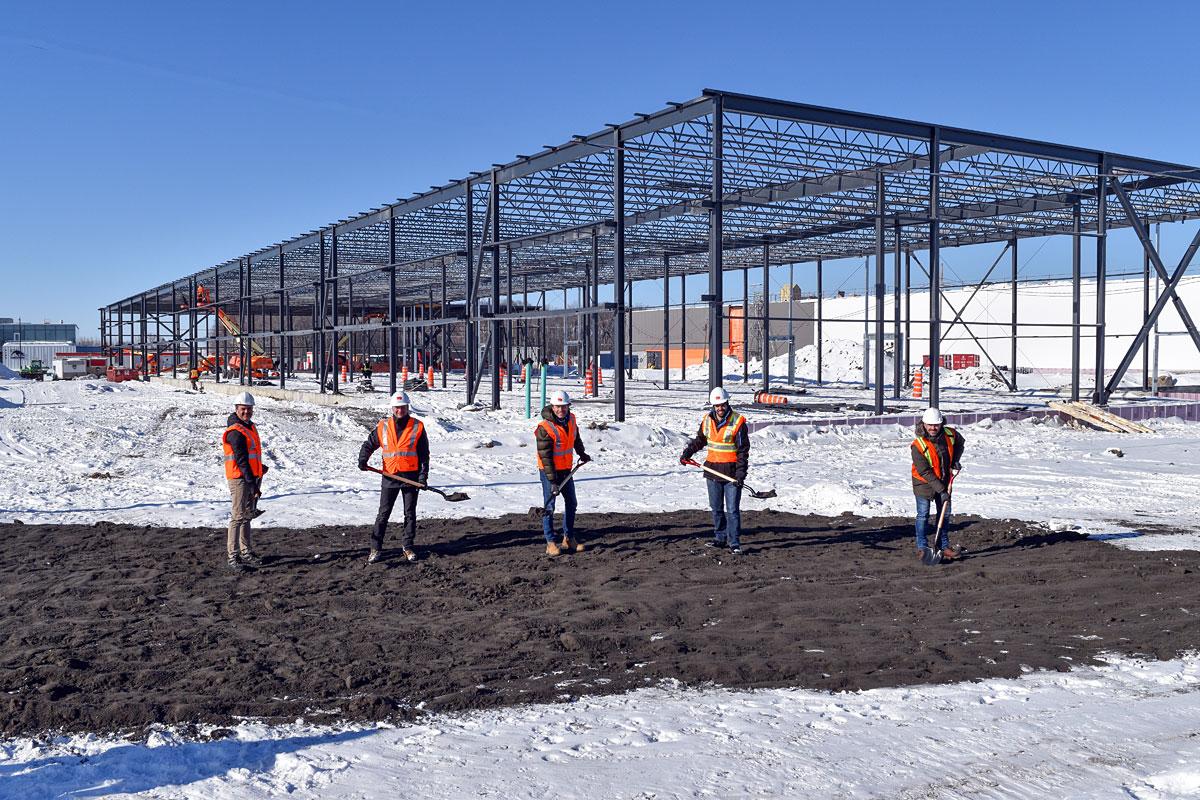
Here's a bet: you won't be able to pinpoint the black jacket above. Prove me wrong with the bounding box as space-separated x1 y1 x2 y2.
911 424 964 498
224 413 260 487
535 405 588 482
359 414 431 487
681 409 750 482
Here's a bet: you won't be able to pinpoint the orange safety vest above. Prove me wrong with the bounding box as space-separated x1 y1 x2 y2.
701 410 745 464
377 416 425 473
222 422 263 479
189 369 199 381
536 414 577 472
912 428 957 482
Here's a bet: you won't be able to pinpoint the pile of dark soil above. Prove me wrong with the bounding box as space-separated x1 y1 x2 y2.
2 511 1197 736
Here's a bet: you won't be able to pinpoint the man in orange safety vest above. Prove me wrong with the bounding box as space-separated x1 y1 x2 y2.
221 391 267 572
359 391 430 564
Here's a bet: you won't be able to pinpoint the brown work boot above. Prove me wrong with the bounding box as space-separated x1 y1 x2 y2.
941 546 961 561
545 540 561 557
561 536 584 553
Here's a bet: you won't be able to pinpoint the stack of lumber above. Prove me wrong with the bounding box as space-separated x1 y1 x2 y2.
1048 401 1153 433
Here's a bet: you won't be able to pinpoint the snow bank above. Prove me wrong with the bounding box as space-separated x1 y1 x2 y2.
0 364 18 379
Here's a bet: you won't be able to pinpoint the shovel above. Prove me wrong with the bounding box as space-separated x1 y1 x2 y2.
528 461 585 520
682 459 777 499
922 469 958 566
363 465 470 502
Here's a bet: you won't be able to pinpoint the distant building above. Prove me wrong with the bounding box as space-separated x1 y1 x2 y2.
0 319 78 348
629 299 815 370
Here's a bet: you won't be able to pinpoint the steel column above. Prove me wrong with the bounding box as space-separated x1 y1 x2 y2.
613 127 627 421
816 258 823 385
1071 201 1082 401
893 221 902 398
787 263 795 385
662 253 670 389
1093 163 1107 404
928 128 942 407
761 243 770 391
491 170 503 410
873 170 886 414
742 267 749 384
1010 237 1018 391
1142 223 1151 390
708 97 724 392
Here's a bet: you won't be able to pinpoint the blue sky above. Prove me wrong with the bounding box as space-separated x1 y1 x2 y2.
2 0 1198 337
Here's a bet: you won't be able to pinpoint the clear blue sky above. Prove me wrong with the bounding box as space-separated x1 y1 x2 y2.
2 0 1198 338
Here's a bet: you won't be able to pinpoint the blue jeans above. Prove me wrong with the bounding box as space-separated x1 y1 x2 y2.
915 495 951 551
539 470 577 541
706 478 742 548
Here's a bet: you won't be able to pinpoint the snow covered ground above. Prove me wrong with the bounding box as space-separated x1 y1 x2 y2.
4 373 1200 798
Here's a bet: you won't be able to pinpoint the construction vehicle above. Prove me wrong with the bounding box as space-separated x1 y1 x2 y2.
19 360 47 381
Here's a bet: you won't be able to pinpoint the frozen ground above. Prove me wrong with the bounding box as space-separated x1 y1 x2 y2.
4 373 1200 798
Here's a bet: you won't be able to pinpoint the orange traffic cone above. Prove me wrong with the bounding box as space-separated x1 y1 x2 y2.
401 365 409 385
584 370 594 395
426 365 434 387
912 368 924 399
340 363 348 381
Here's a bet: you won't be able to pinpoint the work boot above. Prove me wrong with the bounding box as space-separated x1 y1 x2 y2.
545 540 561 557
941 546 961 562
403 547 417 562
240 552 264 567
227 557 249 573
367 549 382 564
707 539 726 549
729 546 743 555
561 536 585 553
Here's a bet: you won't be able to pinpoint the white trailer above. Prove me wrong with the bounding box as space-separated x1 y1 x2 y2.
2 341 73 371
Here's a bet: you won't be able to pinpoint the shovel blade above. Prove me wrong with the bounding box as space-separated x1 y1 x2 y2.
527 506 550 520
920 547 942 566
442 492 470 502
750 489 777 499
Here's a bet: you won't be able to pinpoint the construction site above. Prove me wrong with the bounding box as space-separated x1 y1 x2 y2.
98 88 1200 429
10 86 1200 798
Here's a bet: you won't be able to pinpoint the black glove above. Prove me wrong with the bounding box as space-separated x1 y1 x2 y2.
578 453 592 465
937 491 950 504
417 473 429 486
680 453 693 465
358 462 369 471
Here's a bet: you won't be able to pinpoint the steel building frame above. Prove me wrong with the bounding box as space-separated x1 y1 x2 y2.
102 88 1200 418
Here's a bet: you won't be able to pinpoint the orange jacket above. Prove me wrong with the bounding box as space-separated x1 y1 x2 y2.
222 422 263 480
377 417 425 474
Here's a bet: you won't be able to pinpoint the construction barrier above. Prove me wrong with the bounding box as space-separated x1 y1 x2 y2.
754 390 789 405
584 370 594 396
912 368 924 399
401 366 409 385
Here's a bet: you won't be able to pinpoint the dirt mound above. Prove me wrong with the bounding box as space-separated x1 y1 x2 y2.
2 512 1198 736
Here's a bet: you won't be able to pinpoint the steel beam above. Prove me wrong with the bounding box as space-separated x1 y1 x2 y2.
613 127 627 421
708 96 725 392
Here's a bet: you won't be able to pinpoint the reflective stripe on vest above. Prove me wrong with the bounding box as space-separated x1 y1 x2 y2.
911 428 957 482
377 416 424 473
701 411 745 464
222 422 263 480
536 414 577 472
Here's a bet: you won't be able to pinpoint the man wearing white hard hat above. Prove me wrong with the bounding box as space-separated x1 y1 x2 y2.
679 386 750 554
358 391 430 563
535 389 591 556
221 391 268 572
911 407 965 562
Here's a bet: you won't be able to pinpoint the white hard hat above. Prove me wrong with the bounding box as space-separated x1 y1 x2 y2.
390 391 411 407
709 386 731 405
921 407 945 425
233 391 255 407
550 389 571 406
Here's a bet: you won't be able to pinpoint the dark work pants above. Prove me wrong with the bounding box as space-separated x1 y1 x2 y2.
373 484 419 550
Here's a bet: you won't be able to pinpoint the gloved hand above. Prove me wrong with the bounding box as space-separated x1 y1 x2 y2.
735 478 745 489
679 455 691 465
261 464 269 475
578 453 592 465
358 462 369 471
937 491 950 504
417 474 429 486
544 471 558 485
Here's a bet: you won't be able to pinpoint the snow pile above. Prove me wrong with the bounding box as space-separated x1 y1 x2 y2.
684 355 741 381
781 338 881 384
0 364 19 379
938 365 1009 390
